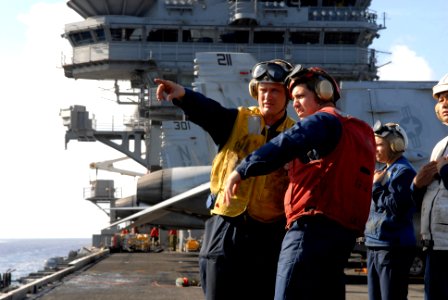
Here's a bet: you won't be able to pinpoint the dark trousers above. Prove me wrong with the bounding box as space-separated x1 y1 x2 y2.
424 249 448 300
199 213 286 300
274 215 357 300
367 247 416 300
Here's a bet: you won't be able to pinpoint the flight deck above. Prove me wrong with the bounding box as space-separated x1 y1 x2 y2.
2 250 424 300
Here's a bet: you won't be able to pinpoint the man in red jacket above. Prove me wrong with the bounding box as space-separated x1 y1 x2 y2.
224 66 376 300
150 227 159 247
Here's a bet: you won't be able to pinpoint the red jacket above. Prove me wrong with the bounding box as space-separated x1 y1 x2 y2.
150 227 159 237
284 107 375 233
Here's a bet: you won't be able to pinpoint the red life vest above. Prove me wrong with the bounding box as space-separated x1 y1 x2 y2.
284 107 375 233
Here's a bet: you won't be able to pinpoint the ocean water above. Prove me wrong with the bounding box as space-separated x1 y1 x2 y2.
0 238 91 283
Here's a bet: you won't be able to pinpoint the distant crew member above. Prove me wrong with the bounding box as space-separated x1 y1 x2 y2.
150 227 159 247
168 229 178 251
364 121 417 300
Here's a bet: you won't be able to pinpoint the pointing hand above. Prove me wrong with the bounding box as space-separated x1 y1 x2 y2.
154 78 186 102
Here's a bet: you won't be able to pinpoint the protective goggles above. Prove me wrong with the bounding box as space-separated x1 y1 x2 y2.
251 61 290 83
285 65 341 101
288 64 305 79
373 120 408 144
373 120 399 137
285 65 319 89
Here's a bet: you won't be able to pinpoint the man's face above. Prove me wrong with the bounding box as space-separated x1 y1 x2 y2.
257 82 287 124
436 91 448 124
291 83 320 119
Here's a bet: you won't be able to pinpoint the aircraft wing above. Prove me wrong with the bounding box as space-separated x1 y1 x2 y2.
105 182 211 230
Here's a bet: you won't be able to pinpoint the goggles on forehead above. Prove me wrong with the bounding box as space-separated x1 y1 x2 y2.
285 65 341 102
285 65 324 88
251 61 290 83
288 64 305 79
373 120 408 145
373 120 399 137
373 120 409 150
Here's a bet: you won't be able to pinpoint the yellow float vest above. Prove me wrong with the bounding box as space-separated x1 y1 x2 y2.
210 106 295 222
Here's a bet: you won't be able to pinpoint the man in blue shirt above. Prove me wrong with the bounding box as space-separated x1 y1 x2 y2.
364 121 417 300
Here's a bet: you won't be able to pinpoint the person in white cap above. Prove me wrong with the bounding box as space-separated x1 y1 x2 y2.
412 73 448 300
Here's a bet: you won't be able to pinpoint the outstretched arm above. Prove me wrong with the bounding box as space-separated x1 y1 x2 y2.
154 78 186 102
223 170 242 206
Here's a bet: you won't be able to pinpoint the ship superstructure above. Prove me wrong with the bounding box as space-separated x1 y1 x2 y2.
63 0 383 86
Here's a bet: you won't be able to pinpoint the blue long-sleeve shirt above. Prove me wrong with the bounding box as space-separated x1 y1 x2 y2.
364 156 417 247
236 111 342 179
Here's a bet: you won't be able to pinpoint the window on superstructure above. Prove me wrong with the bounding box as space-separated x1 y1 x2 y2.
289 32 319 44
147 29 178 42
324 32 359 44
125 28 143 41
69 31 94 45
190 29 216 42
182 30 192 42
220 31 249 43
254 31 284 44
110 28 123 41
94 29 106 42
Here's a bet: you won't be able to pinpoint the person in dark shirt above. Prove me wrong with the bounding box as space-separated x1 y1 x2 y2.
364 121 417 300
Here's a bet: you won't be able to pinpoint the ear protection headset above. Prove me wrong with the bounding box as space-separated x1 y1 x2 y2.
373 120 409 153
389 131 407 153
286 66 340 102
314 76 334 101
248 79 260 99
249 59 293 100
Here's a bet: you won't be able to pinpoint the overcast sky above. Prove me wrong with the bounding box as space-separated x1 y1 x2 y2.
0 0 447 238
